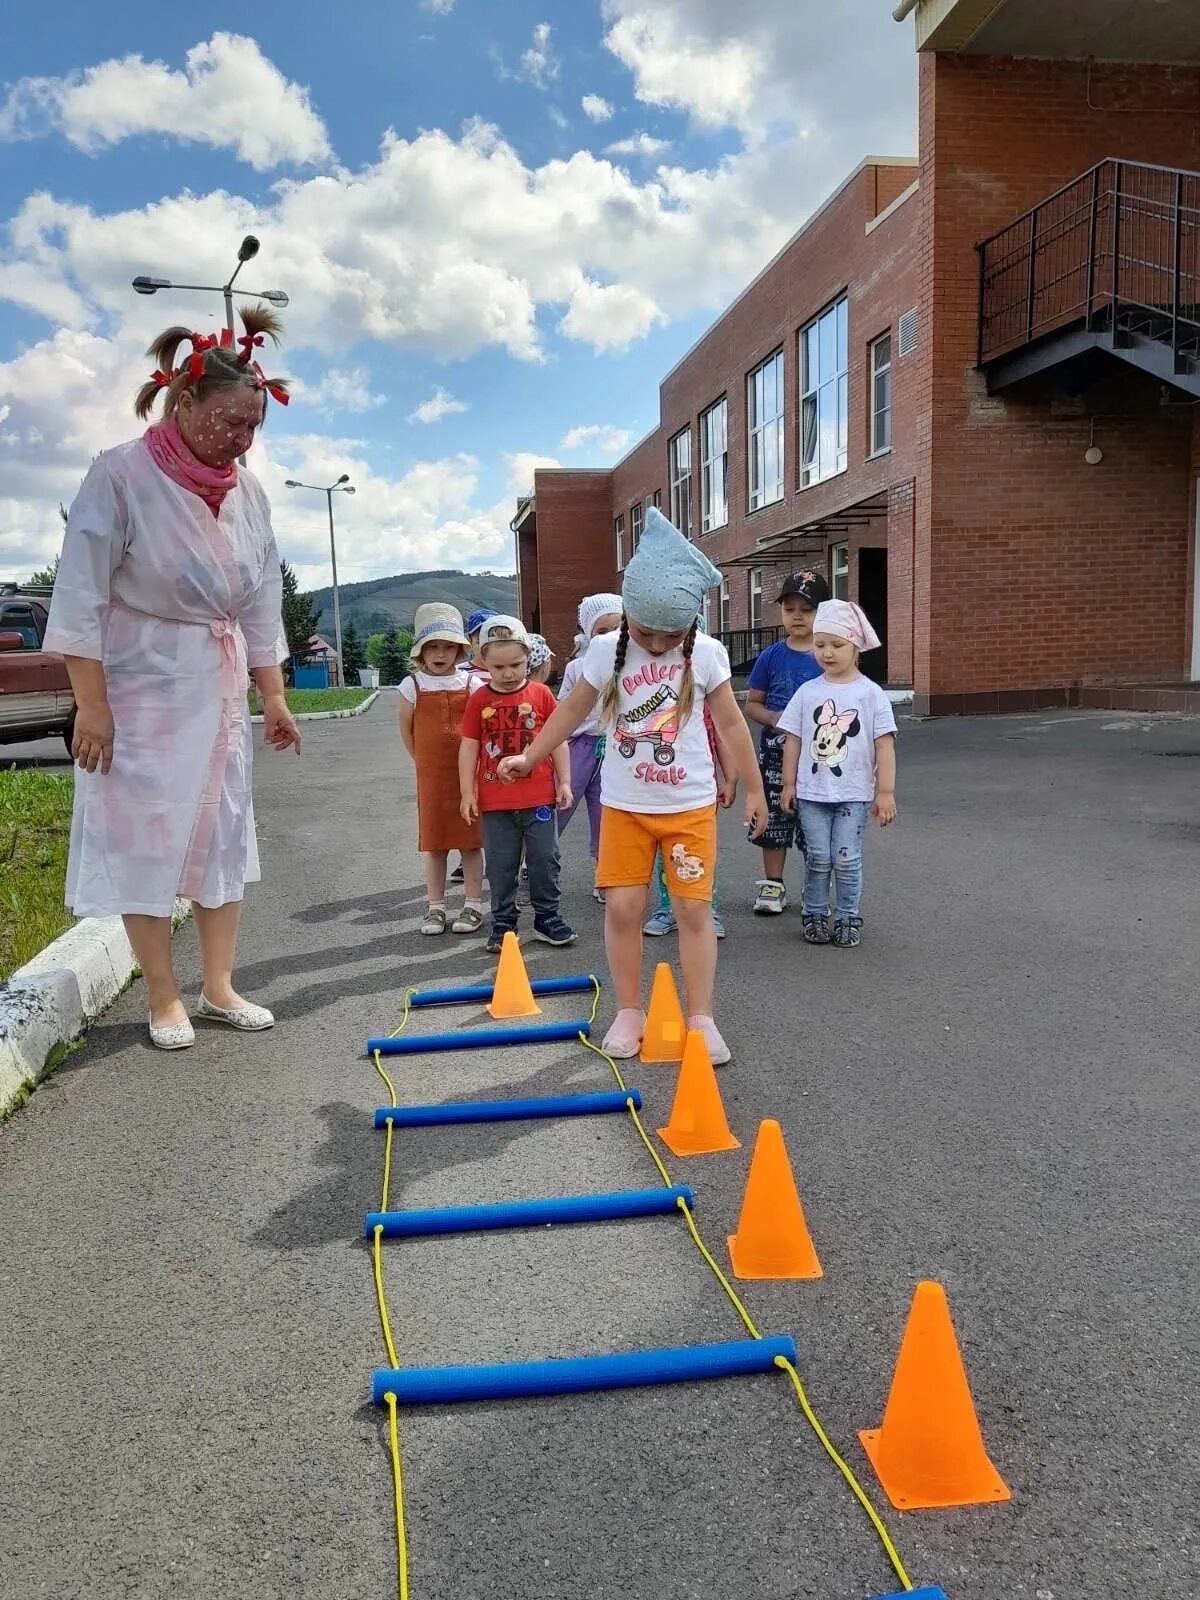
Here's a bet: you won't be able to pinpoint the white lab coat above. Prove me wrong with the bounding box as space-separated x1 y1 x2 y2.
44 439 287 918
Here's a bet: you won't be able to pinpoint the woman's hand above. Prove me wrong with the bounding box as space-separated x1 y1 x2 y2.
873 789 897 827
72 699 115 776
497 753 531 782
743 784 769 839
262 695 302 755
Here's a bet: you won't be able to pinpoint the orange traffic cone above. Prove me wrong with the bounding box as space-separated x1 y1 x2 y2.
727 1120 822 1280
657 1029 741 1156
859 1281 1011 1510
487 932 541 1020
640 963 687 1063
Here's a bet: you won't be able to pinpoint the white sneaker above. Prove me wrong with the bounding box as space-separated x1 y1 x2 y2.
753 879 787 916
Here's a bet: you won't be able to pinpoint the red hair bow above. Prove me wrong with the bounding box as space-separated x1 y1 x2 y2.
237 333 265 364
150 367 176 389
249 361 289 406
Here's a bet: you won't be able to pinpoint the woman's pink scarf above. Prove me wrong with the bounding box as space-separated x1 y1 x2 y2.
144 415 237 513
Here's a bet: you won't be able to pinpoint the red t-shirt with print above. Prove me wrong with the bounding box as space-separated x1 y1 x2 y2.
461 681 558 812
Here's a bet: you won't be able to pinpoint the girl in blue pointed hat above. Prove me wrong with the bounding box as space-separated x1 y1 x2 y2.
499 508 767 1065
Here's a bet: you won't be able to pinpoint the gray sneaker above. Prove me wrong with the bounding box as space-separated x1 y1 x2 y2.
802 914 831 945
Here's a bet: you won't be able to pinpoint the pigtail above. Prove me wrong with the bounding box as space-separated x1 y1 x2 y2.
599 615 630 726
675 618 699 727
134 325 194 419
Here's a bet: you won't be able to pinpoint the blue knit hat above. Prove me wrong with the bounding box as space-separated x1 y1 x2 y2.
621 507 721 633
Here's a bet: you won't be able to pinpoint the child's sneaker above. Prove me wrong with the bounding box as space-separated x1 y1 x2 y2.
451 905 485 935
643 907 677 936
486 926 513 954
688 1014 731 1067
831 917 863 948
449 862 465 884
533 915 577 947
753 879 787 915
592 887 606 905
711 909 726 940
421 906 448 936
802 914 831 945
601 1008 646 1059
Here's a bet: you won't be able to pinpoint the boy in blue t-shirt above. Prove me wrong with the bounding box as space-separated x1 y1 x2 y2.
745 568 830 914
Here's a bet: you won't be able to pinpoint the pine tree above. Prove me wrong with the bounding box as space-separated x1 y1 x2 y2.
366 632 387 669
340 620 366 684
377 625 406 687
25 553 59 589
280 559 320 659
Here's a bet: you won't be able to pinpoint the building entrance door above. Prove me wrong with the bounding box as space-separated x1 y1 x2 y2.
858 546 889 684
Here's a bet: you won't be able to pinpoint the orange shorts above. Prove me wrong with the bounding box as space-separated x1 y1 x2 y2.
596 804 718 902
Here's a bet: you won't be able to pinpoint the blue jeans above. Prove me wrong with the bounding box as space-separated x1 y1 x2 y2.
797 801 870 918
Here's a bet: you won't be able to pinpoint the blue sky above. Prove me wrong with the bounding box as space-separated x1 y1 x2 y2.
0 1 916 587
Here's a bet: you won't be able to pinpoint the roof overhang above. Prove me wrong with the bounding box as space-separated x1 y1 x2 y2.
721 491 890 568
510 494 536 535
904 0 1200 63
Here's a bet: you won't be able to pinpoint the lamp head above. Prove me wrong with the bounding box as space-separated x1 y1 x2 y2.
132 276 170 295
260 288 289 308
237 235 261 262
284 479 301 488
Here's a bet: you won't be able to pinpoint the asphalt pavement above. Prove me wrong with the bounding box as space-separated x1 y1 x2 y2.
1 698 1197 1600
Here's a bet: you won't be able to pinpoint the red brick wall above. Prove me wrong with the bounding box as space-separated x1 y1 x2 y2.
919 53 1200 701
611 430 666 566
526 471 616 665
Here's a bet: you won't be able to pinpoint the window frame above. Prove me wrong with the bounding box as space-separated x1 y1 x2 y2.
630 500 644 552
746 350 785 513
651 488 663 510
831 543 850 601
614 514 626 572
669 427 693 536
699 395 728 534
869 331 892 458
719 577 731 634
800 296 849 489
748 568 763 630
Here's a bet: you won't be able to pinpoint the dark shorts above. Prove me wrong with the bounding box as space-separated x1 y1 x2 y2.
752 733 805 854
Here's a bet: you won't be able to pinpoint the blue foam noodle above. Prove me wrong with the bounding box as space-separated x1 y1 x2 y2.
373 1090 640 1128
407 975 599 1008
366 1020 589 1056
364 1185 692 1239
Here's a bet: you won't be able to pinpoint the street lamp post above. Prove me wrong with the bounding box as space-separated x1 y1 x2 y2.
284 476 355 686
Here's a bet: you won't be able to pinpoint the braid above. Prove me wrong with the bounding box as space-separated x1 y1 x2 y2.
675 617 699 727
599 614 630 726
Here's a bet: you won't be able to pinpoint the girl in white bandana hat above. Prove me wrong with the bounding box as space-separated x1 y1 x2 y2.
499 510 767 1065
776 600 898 948
556 593 622 901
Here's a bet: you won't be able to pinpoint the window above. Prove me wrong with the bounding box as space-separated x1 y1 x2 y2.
831 543 849 600
898 307 919 357
652 488 663 510
669 429 693 535
701 591 712 632
869 333 892 456
614 514 626 571
719 577 731 634
631 501 644 551
748 568 763 629
699 397 728 533
801 297 848 488
747 352 784 511
0 603 43 650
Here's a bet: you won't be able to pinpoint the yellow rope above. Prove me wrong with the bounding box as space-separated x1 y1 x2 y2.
577 980 913 1594
372 1040 409 1600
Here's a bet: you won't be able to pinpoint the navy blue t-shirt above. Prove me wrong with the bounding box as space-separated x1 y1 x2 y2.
747 640 823 742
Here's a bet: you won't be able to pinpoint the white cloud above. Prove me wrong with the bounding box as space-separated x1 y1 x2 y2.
582 94 615 123
520 23 559 89
559 278 662 350
506 452 561 497
292 367 386 413
420 0 456 12
409 388 468 425
549 107 570 132
561 424 634 456
604 132 671 159
0 32 331 170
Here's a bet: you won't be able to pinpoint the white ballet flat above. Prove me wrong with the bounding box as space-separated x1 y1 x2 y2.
149 1017 195 1052
197 994 275 1032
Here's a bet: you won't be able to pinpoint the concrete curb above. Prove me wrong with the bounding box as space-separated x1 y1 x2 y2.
0 899 190 1116
250 690 380 725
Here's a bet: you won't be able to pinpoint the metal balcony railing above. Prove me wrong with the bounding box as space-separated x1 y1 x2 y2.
978 158 1200 374
714 626 783 673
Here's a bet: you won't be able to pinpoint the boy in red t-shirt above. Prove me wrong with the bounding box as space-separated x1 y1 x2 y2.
459 617 576 953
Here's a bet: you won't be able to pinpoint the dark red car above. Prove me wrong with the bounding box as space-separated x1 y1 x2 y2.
0 587 75 753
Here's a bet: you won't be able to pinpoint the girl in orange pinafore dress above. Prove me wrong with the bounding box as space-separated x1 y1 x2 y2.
398 604 486 935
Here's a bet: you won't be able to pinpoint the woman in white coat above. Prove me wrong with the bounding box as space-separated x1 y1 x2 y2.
45 305 302 1050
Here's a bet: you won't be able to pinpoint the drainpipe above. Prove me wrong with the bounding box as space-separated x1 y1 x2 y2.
892 0 919 19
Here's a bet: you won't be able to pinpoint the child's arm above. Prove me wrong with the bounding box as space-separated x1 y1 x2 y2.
498 679 599 778
710 719 737 808
744 689 779 731
780 734 802 814
873 734 897 826
459 737 481 823
397 694 416 759
552 743 572 810
705 681 768 835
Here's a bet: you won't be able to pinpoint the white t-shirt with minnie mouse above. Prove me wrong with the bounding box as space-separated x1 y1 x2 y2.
776 672 897 804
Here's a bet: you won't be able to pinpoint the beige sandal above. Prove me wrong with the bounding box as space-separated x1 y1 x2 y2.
452 905 485 935
421 906 448 936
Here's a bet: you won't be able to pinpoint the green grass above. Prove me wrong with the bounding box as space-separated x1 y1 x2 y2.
250 687 374 715
0 769 75 981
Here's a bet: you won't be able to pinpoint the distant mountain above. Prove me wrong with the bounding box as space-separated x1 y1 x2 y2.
305 570 518 638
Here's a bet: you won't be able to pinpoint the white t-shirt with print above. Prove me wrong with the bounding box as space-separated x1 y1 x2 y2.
398 668 483 705
581 631 731 813
559 656 605 736
777 673 898 804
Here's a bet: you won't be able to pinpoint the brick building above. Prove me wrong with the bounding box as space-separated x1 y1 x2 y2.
514 0 1200 713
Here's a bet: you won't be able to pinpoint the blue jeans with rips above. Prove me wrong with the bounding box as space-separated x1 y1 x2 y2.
797 800 871 918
